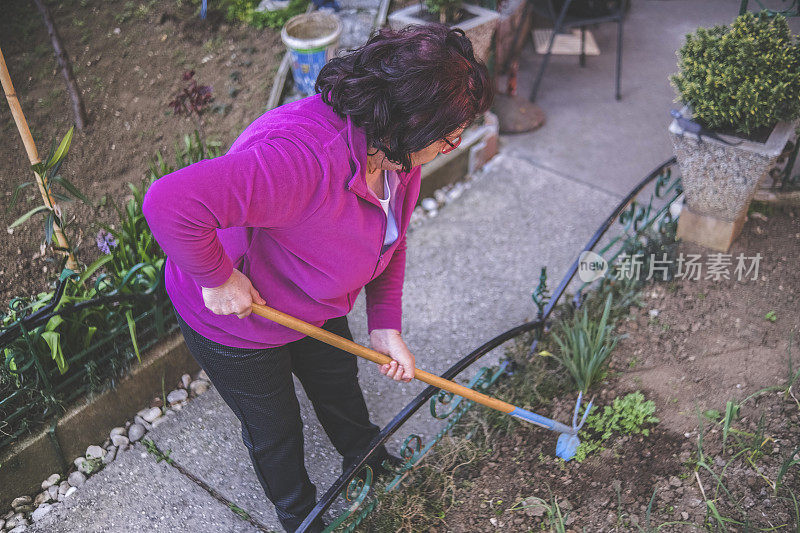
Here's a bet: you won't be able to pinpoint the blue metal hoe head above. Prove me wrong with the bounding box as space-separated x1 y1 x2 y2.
555 392 594 461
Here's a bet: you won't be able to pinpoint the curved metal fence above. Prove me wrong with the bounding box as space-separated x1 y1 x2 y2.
303 156 683 532
0 265 176 456
0 156 682 532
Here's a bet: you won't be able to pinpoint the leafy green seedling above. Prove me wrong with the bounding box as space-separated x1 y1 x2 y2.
765 310 777 322
586 392 660 441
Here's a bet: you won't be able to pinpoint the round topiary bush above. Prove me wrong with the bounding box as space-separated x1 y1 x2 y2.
671 12 800 137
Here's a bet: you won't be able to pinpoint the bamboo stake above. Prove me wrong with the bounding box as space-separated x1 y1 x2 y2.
0 45 78 271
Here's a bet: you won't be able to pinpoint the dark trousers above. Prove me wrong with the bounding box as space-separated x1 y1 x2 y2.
175 312 386 532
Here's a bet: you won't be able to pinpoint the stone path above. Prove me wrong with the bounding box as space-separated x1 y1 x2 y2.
25 1 798 532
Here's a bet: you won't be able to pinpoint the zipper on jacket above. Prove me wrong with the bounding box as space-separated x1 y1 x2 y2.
369 202 388 280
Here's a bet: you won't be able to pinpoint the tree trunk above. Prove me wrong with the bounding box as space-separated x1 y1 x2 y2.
33 0 88 131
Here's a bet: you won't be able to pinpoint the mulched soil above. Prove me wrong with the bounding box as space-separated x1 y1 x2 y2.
1 0 283 306
426 207 800 531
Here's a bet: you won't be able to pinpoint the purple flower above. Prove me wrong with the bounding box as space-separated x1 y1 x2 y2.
96 230 118 255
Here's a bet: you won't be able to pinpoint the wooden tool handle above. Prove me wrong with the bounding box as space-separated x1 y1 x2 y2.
250 303 515 415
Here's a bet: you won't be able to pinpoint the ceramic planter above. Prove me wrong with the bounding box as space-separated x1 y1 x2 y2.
668 106 798 251
388 3 499 63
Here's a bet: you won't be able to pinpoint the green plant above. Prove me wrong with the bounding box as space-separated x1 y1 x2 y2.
7 127 89 257
776 447 800 494
548 294 618 394
142 438 175 465
586 392 659 441
356 437 488 532
147 130 222 182
671 12 800 136
424 0 462 24
228 503 251 521
765 310 778 322
190 0 308 29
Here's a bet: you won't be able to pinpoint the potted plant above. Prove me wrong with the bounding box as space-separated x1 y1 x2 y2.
668 12 800 251
388 0 499 62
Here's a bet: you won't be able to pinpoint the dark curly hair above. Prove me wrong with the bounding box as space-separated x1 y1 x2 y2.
316 24 494 172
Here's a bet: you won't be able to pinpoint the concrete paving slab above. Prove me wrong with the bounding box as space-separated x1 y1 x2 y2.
145 384 346 531
27 441 261 533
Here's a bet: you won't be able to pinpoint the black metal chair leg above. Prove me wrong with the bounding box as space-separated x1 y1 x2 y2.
530 0 574 102
579 26 586 67
615 16 623 100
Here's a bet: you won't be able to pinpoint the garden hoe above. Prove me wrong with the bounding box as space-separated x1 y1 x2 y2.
250 303 593 460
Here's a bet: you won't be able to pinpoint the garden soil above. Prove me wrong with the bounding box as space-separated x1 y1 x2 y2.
430 207 800 531
1 0 283 306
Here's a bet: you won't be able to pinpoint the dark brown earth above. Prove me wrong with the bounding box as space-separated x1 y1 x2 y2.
1 0 283 306
376 207 800 531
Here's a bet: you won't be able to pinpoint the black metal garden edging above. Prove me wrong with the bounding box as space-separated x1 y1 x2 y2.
300 156 682 532
0 157 682 531
0 263 176 454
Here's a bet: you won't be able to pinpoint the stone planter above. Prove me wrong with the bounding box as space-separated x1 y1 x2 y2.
668 106 798 251
388 3 500 63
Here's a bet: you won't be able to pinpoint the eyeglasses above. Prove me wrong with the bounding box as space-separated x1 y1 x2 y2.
441 135 462 154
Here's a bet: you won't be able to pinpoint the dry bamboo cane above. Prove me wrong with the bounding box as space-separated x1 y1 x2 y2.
0 45 78 271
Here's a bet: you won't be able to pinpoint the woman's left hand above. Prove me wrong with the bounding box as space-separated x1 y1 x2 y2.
370 329 415 383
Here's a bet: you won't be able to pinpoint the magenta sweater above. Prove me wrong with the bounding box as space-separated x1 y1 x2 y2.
142 94 422 348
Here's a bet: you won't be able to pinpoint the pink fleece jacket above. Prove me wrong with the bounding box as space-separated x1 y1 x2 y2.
142 94 422 348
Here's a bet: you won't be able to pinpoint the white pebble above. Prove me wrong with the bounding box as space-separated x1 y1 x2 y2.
64 487 77 498
85 445 105 460
111 435 129 447
421 197 438 211
11 496 31 509
141 407 163 423
42 473 60 490
190 380 210 396
103 447 118 464
128 423 146 442
167 389 188 405
68 471 86 487
181 373 191 389
110 426 126 438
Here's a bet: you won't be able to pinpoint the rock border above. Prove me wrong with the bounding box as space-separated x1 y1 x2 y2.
0 359 212 532
0 332 199 516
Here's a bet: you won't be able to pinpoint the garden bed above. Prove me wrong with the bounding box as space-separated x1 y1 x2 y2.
1 0 284 306
360 205 800 531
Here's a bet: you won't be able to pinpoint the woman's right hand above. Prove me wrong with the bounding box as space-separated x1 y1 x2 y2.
201 269 266 319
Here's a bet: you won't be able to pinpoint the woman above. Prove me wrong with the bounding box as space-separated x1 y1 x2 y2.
143 24 492 532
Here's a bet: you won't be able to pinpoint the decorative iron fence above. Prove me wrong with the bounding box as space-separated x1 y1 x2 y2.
1 156 683 531
303 156 683 532
0 264 176 457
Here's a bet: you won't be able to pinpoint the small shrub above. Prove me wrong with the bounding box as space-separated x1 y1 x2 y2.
671 12 800 136
424 0 462 24
168 70 213 118
586 391 659 441
189 0 309 29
